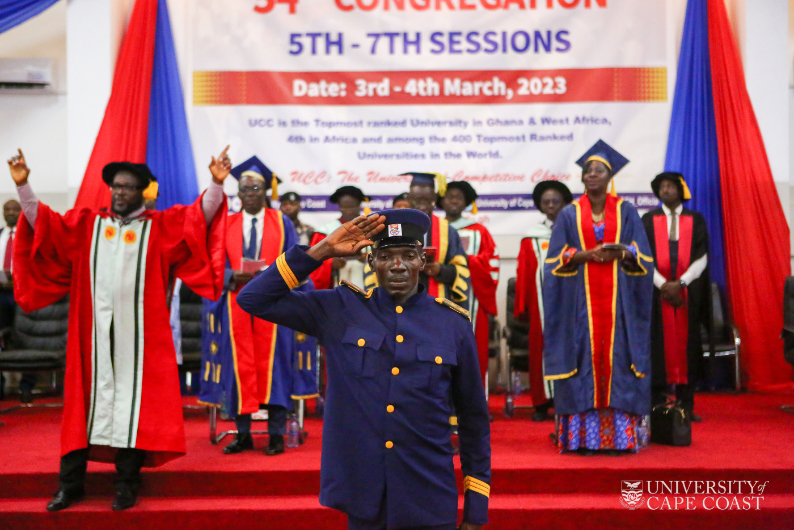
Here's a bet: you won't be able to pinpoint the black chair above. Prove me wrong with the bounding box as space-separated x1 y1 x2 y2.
0 296 68 413
177 282 203 391
701 282 741 392
503 277 533 417
780 277 794 415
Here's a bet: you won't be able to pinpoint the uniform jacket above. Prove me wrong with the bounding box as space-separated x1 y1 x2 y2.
237 246 491 527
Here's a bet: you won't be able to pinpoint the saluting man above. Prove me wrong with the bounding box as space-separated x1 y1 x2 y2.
236 209 490 530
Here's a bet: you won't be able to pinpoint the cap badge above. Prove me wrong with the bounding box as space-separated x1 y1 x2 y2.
388 224 403 237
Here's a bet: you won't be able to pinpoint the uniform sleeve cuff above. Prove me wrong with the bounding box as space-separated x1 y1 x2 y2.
276 245 324 289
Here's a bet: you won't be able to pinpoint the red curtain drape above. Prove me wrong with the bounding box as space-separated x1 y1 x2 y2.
73 0 158 211
707 0 793 389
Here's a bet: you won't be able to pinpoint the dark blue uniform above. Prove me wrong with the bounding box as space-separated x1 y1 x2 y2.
237 245 491 528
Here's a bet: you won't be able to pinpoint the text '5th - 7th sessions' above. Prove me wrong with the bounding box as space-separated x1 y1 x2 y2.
288 31 571 56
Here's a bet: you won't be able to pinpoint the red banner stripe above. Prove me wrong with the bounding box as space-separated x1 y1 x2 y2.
193 67 667 106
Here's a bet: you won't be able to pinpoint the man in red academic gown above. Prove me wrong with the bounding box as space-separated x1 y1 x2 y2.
439 181 499 386
218 156 301 457
6 148 230 512
514 181 572 421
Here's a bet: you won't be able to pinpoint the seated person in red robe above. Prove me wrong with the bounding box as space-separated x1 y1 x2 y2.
6 148 230 512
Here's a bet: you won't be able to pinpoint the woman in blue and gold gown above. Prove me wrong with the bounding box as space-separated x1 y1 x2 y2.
543 140 654 453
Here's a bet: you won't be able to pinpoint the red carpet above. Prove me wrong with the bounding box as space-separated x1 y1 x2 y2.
1 392 793 529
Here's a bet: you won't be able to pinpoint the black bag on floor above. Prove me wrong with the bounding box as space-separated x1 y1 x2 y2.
650 402 692 446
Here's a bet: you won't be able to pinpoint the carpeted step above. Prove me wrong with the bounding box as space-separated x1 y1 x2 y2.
3 466 794 498
2 494 793 530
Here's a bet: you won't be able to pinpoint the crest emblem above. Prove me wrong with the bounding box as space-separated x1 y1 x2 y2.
104 226 116 240
388 224 402 237
619 481 645 510
123 230 137 244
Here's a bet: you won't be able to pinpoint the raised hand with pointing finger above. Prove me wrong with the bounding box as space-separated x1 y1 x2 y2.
209 145 232 184
7 149 30 186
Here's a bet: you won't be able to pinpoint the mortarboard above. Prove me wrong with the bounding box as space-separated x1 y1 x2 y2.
651 172 692 202
230 155 280 200
102 162 156 187
532 181 573 211
402 172 447 198
370 208 431 249
575 140 630 197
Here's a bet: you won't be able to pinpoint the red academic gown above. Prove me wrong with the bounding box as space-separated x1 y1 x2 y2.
13 196 226 467
453 220 499 384
225 210 297 413
514 234 550 408
308 231 333 290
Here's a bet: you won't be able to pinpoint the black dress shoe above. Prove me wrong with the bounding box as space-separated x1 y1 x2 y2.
112 487 138 511
46 488 84 512
223 432 254 454
265 434 285 456
532 410 551 422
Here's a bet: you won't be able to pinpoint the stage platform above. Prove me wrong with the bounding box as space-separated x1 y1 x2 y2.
1 391 793 529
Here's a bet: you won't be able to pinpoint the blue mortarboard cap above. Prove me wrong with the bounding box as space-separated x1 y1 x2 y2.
401 172 447 197
370 208 431 249
230 155 280 189
575 140 630 175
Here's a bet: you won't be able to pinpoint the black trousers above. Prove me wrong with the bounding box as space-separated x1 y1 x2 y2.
58 447 146 492
235 404 288 436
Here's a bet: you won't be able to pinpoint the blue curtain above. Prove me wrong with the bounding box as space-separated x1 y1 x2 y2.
146 0 199 208
0 0 60 34
664 0 726 291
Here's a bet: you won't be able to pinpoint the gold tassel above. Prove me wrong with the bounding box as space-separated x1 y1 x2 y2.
434 173 447 198
271 175 279 200
471 201 478 214
610 179 617 197
142 181 159 201
680 177 692 200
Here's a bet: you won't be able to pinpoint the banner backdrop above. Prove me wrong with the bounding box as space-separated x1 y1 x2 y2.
188 0 685 234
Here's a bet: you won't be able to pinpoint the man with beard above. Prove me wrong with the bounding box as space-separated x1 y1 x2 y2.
236 209 490 530
7 147 229 511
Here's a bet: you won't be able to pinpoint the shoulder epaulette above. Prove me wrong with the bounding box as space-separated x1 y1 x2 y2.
435 297 470 320
341 280 373 298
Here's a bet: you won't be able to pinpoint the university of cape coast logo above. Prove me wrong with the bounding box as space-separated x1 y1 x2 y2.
620 480 646 509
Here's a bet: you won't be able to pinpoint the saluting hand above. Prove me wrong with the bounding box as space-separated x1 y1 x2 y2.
7 149 30 186
209 145 232 184
307 214 386 262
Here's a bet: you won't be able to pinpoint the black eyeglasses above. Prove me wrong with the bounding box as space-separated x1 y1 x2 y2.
239 186 263 194
109 184 145 192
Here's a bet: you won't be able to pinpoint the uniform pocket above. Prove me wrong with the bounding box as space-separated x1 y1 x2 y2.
415 345 458 393
342 326 386 379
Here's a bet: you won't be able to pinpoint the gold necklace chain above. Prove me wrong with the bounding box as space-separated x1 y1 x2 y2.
591 210 605 222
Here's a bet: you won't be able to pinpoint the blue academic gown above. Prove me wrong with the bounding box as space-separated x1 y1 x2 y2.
542 198 654 417
237 246 491 527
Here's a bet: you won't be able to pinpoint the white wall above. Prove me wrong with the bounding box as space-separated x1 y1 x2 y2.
0 0 67 212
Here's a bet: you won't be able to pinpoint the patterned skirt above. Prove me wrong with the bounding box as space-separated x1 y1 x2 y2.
557 408 641 453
